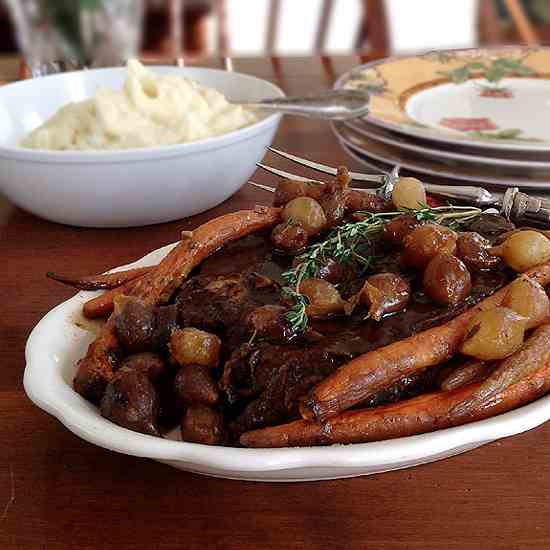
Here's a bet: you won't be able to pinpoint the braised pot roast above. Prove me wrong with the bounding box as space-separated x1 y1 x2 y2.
66 171 550 447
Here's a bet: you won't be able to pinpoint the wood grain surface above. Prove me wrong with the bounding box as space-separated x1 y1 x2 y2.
1 55 549 550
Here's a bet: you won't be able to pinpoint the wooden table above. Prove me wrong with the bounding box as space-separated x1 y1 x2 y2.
2 55 550 550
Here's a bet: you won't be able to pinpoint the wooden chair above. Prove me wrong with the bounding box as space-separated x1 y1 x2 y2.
0 5 17 54
170 0 389 59
478 0 542 46
11 0 389 66
264 0 389 57
143 0 213 57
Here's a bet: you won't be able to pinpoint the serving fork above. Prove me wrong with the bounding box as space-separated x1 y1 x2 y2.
251 147 550 227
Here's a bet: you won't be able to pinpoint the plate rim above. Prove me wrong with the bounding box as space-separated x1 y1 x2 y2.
335 46 550 153
333 121 550 189
344 119 550 170
23 241 550 477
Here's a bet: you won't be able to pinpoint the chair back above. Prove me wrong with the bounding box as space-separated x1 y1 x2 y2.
174 0 389 58
479 0 541 46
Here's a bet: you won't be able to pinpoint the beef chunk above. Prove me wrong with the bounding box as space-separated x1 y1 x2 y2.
221 268 509 440
223 343 338 437
114 297 177 354
224 342 441 439
175 273 281 348
100 368 160 436
119 352 165 384
222 343 338 404
181 405 225 445
174 364 219 406
465 214 515 241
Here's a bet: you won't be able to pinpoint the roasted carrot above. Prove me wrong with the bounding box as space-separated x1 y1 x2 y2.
73 207 282 403
241 327 550 448
300 261 550 423
439 360 489 392
47 266 154 291
82 276 146 319
452 324 550 416
131 206 282 305
81 207 282 319
73 317 119 404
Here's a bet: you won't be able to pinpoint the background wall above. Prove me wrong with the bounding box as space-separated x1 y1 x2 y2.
222 0 478 56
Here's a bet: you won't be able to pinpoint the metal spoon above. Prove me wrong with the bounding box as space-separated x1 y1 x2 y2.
232 89 370 120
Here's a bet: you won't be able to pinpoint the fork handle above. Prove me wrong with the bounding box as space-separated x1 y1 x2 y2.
503 188 550 226
423 184 500 207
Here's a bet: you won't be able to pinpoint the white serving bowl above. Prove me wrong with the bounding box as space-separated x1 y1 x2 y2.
24 244 550 482
0 67 283 227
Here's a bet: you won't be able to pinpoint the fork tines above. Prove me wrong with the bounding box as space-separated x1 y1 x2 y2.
265 147 385 184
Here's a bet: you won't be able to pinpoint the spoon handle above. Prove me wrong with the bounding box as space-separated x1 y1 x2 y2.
235 90 370 120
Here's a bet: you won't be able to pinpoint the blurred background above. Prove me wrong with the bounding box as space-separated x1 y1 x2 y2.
0 0 548 77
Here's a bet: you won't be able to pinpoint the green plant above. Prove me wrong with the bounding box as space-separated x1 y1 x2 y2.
41 0 104 63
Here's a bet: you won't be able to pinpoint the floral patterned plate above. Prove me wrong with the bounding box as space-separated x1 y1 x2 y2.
332 121 550 190
337 47 550 152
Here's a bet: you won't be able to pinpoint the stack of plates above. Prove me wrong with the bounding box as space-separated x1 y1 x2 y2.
333 47 550 191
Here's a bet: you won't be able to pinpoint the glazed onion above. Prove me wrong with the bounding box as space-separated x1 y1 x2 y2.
490 230 550 272
502 276 550 329
169 328 222 369
282 197 327 237
423 254 472 306
402 224 457 270
299 278 346 318
391 177 427 210
460 307 528 361
358 272 411 321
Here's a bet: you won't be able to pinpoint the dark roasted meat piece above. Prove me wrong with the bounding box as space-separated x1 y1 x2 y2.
246 305 294 342
174 364 219 406
119 352 166 384
457 232 502 271
181 405 225 445
223 343 339 436
382 214 423 245
465 214 515 241
221 268 509 439
222 343 338 404
114 297 177 354
100 368 160 436
175 272 282 350
271 221 309 253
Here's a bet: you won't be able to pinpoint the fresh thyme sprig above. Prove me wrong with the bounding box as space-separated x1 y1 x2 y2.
282 287 310 335
282 204 482 334
282 212 389 288
399 203 483 229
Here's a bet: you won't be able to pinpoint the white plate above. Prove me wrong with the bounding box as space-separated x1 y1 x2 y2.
333 122 550 190
0 66 282 227
345 119 550 170
336 47 550 152
24 242 550 482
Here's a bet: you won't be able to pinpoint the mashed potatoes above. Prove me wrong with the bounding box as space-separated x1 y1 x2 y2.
22 60 258 151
